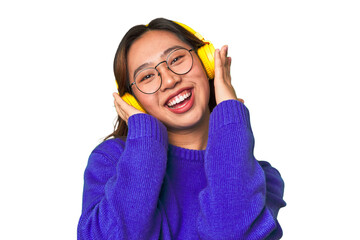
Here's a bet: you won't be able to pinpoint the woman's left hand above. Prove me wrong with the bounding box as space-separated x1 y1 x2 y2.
214 45 244 104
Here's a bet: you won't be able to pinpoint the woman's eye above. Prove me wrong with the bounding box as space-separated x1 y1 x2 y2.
140 74 153 82
171 55 184 65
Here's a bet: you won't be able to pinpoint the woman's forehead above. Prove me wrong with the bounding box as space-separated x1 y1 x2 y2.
127 31 190 72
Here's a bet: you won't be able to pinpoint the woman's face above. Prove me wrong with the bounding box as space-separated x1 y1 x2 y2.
127 30 210 131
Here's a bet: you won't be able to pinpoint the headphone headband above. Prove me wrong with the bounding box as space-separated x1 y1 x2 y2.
173 21 210 44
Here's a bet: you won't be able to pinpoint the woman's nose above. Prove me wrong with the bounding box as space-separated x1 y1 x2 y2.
157 65 181 91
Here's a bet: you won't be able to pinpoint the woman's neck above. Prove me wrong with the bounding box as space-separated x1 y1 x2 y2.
167 112 210 150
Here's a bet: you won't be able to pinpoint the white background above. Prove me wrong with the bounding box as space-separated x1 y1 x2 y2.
1 0 359 239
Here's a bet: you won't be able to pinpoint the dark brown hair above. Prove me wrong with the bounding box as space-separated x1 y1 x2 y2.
103 18 216 141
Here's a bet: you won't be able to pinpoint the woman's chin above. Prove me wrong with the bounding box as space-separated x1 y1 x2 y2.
163 107 210 132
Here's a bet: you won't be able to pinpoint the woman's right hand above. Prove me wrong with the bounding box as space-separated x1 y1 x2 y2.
113 92 144 124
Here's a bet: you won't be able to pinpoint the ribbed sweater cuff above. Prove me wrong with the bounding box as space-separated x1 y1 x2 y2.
127 113 168 148
209 100 251 135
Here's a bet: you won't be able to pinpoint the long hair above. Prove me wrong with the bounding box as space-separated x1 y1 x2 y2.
103 18 216 141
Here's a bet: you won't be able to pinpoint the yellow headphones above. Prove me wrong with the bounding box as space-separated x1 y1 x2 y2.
118 21 215 113
174 21 215 79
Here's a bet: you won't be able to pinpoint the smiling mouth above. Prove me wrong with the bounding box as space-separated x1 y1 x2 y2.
166 89 192 109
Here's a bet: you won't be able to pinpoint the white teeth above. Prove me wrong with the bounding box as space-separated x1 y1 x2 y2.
167 91 191 107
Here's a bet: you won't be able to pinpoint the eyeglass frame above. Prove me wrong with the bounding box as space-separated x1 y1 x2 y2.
129 47 194 94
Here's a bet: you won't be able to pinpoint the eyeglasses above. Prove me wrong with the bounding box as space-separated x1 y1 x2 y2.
130 47 194 94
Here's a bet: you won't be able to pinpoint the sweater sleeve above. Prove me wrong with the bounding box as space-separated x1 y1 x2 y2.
77 113 168 240
197 100 286 240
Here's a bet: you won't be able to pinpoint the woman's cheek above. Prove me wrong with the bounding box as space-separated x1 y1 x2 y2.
140 95 162 115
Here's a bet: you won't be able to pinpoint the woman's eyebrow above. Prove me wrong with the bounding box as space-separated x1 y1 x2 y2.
161 45 185 58
133 62 151 80
132 45 186 80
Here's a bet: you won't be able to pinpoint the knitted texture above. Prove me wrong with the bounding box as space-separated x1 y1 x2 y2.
78 100 286 239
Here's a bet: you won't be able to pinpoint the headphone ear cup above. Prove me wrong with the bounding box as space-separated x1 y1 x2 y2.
121 92 147 113
197 43 215 79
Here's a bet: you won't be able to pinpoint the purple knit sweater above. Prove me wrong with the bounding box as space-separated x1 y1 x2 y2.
78 100 286 239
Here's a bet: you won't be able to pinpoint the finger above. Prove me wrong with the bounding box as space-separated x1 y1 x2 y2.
113 97 126 122
221 46 231 80
113 92 144 122
113 92 124 109
113 99 122 116
220 45 228 65
214 48 223 79
113 92 129 111
238 98 245 104
226 56 232 74
113 93 129 121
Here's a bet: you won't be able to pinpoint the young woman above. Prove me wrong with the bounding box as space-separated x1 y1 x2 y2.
78 18 286 239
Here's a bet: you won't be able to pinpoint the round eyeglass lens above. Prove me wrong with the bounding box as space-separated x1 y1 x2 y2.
135 68 161 94
167 48 193 75
134 48 193 94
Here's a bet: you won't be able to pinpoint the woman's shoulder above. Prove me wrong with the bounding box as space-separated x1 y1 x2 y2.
90 137 127 163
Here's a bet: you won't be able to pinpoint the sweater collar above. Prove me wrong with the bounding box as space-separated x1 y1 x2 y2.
168 144 205 163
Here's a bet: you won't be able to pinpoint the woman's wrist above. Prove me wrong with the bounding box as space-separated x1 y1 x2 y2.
209 99 250 135
127 113 168 148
